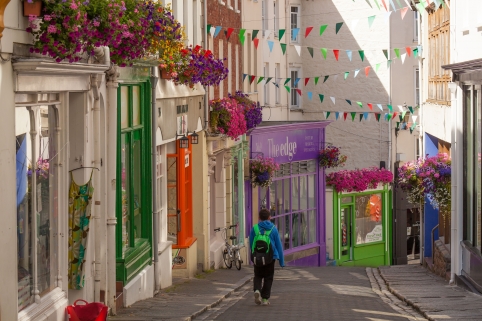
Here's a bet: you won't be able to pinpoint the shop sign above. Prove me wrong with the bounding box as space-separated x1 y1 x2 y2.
177 114 187 136
251 128 320 163
365 225 383 243
184 154 189 168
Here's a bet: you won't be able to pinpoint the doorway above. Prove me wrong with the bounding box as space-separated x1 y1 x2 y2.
407 208 420 262
339 206 352 263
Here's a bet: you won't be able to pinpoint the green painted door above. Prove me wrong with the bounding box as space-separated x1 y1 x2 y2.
340 206 352 263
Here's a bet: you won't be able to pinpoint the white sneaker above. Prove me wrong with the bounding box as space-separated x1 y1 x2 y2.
262 299 270 306
254 290 261 305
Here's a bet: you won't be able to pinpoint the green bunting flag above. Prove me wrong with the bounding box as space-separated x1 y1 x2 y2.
266 77 273 84
408 106 414 114
357 101 363 108
321 48 327 59
368 15 376 28
344 72 349 80
240 35 246 45
252 30 259 40
413 47 418 57
396 121 400 129
257 76 264 84
387 60 392 69
314 77 320 85
394 48 400 59
359 50 365 62
346 99 352 105
280 43 287 55
375 63 381 73
319 94 324 103
307 47 314 58
375 113 381 122
359 114 364 122
387 113 393 121
387 104 393 112
383 49 388 60
323 75 329 83
335 22 344 34
320 25 328 36
207 24 212 34
239 29 246 39
284 78 291 85
279 29 286 41
284 86 290 93
326 111 331 119
373 0 381 10
402 111 407 119
351 112 357 121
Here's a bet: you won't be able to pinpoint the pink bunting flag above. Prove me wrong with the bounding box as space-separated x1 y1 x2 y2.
304 78 310 86
400 7 409 20
296 89 302 96
333 49 340 61
365 66 371 77
367 103 373 111
305 26 314 38
406 46 412 57
253 38 259 49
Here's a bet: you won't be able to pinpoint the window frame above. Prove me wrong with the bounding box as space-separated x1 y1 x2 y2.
290 68 300 108
415 67 420 106
264 63 269 105
275 63 280 104
262 0 268 36
274 0 279 38
290 6 300 43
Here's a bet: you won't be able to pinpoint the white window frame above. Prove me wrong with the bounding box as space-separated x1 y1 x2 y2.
291 6 300 43
274 1 279 38
290 68 301 108
262 0 268 36
415 68 420 106
264 63 269 105
275 64 280 104
413 11 419 42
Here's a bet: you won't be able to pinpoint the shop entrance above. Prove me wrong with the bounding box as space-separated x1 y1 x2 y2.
339 206 352 263
407 208 421 262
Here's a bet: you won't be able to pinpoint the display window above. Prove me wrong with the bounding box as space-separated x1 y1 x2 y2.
116 83 152 284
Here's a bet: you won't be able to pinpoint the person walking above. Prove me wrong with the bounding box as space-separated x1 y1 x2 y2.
250 209 285 306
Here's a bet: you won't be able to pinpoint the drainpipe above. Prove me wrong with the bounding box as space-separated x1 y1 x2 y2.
150 67 160 292
104 46 120 314
203 0 209 130
387 9 392 172
449 81 457 285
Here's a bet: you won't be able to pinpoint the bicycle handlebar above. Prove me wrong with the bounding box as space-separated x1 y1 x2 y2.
229 224 237 229
214 228 221 232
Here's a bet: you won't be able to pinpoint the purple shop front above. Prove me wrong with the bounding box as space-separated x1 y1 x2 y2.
247 122 330 267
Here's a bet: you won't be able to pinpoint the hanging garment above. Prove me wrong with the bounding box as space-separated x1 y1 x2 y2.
68 171 94 290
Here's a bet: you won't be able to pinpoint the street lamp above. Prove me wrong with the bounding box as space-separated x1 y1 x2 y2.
176 131 199 149
190 131 199 145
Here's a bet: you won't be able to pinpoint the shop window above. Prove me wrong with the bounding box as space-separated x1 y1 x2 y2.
16 105 59 311
354 194 383 245
116 83 152 284
260 160 317 251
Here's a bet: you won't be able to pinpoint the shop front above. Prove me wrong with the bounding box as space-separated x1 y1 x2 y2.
248 122 329 266
332 187 392 267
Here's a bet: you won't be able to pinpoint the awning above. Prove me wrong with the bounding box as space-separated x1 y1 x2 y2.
442 58 482 74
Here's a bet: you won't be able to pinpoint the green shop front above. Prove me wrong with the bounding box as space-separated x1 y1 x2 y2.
332 187 392 267
115 68 153 302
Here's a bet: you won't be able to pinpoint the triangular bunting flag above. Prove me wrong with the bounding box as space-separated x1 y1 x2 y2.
359 50 365 61
280 43 287 55
375 113 381 122
359 113 364 122
346 99 352 105
294 78 301 86
344 112 348 121
397 105 404 112
354 69 360 78
335 22 344 34
373 0 381 10
393 112 398 119
331 97 336 104
365 66 371 77
346 50 352 61
413 47 418 57
284 85 290 93
344 72 350 80
240 35 245 45
402 111 407 119
267 40 274 52
367 103 373 110
207 24 212 34
320 25 328 36
324 75 330 83
335 112 340 120
253 38 260 49
375 63 381 73
368 15 376 28
308 47 314 58
381 0 388 11
377 104 383 111
307 92 313 100
408 106 414 114
323 111 328 119
294 45 301 56
257 76 264 84
284 78 291 85
239 29 246 40
357 101 363 108
326 111 331 119
304 78 310 86
385 11 392 24
406 46 412 57
401 7 409 20
226 28 234 39
214 26 222 38
264 30 271 39
333 74 339 81
305 26 314 38
279 29 286 41
383 49 388 60
292 28 300 40
242 74 248 82
387 60 392 69
252 30 259 40
387 113 392 121
412 115 418 123
396 0 402 8
319 94 324 103
387 104 393 112
265 77 273 84
351 112 357 121
314 77 320 85
394 48 400 59
296 89 302 96
321 48 327 59
365 0 373 8
333 49 339 61
401 53 407 64
250 75 256 84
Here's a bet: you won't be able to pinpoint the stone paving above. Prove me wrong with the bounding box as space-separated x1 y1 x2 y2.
378 265 482 321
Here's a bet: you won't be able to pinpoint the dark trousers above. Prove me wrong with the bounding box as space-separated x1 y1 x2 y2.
253 260 275 299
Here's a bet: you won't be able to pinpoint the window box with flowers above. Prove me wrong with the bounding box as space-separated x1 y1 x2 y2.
23 0 42 17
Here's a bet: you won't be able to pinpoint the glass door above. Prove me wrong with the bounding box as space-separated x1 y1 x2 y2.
340 206 352 263
167 156 178 244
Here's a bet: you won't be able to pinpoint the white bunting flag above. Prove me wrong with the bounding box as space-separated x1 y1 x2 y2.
401 53 407 64
346 50 352 61
294 45 301 56
264 30 271 39
333 74 339 81
397 105 404 112
377 104 383 111
412 115 418 123
354 69 360 78
385 11 392 24
330 96 336 104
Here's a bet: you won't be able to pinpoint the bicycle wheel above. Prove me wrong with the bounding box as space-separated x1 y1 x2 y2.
234 249 242 270
223 248 233 269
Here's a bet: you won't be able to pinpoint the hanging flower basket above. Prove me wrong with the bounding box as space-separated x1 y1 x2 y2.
209 97 247 140
318 145 347 168
250 156 280 188
229 91 262 130
160 68 173 80
23 0 42 17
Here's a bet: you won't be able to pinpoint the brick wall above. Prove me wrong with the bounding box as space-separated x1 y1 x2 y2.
207 0 243 99
433 239 451 280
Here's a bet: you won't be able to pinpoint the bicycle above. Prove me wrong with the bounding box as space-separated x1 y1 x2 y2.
214 224 244 270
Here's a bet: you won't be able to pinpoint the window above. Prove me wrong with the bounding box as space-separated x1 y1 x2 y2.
259 160 318 250
290 69 299 108
275 63 280 104
413 11 419 42
274 1 279 38
291 6 299 42
117 84 152 284
264 63 269 105
16 104 59 311
262 0 268 36
354 194 383 245
415 68 420 106
463 85 482 252
428 5 450 104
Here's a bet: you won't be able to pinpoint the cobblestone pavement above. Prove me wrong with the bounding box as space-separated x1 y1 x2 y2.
197 266 425 321
378 265 482 321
